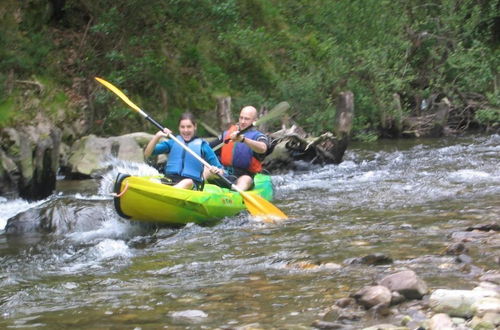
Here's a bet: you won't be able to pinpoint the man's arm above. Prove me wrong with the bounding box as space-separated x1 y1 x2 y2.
239 135 267 154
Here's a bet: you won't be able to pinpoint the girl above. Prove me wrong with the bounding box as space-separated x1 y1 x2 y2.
144 113 224 190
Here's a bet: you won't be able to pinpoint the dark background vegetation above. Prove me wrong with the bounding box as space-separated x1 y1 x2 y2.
1 0 498 140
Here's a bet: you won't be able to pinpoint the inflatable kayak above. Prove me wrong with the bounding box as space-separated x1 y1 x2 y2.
113 173 274 225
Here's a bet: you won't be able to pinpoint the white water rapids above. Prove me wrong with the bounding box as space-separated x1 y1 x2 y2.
0 134 498 328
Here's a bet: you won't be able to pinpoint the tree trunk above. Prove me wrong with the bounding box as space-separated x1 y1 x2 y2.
429 97 450 137
332 91 354 163
216 96 233 131
392 93 403 135
334 91 354 138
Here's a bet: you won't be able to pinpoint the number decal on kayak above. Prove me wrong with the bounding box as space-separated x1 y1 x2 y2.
221 197 233 205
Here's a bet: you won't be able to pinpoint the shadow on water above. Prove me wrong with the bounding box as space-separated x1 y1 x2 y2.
0 134 498 328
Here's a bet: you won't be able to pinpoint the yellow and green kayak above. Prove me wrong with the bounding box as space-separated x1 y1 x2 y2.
113 173 274 225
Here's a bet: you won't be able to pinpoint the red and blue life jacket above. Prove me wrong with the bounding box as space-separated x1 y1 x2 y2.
220 125 263 174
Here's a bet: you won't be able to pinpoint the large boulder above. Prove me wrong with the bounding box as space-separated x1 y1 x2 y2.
0 115 61 200
66 132 153 178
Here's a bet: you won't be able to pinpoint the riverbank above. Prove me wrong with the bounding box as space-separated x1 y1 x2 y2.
1 102 496 202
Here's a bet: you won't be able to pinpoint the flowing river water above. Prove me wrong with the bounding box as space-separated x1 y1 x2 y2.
0 134 499 329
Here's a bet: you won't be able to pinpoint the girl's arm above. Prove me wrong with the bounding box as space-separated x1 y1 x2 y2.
144 129 172 157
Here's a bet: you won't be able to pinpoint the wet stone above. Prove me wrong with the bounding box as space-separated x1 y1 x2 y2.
443 242 469 255
466 222 500 232
378 270 428 300
455 254 473 264
344 253 393 265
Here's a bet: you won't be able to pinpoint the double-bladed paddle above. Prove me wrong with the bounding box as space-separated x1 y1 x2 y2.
95 77 288 222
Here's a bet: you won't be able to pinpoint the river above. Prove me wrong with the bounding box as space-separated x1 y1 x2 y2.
0 134 498 329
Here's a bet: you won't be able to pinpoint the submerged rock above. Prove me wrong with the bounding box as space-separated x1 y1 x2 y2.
5 197 109 235
344 253 393 265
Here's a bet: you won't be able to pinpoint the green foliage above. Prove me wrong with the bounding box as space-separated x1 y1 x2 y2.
355 132 379 143
446 42 495 92
0 98 15 126
0 29 52 77
475 108 500 126
351 114 378 142
1 0 498 137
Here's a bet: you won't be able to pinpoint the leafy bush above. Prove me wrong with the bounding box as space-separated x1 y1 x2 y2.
475 108 500 127
1 0 498 137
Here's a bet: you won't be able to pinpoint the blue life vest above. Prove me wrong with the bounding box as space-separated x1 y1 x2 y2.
165 136 204 182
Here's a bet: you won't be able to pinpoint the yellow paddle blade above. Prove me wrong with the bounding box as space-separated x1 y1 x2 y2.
240 191 288 223
95 77 143 113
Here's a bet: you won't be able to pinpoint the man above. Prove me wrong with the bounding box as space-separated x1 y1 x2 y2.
210 106 269 191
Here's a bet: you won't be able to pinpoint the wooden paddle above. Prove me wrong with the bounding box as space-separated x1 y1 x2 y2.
212 101 290 151
95 77 288 222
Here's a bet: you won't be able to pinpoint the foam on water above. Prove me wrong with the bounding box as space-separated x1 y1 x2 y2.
66 210 141 243
0 198 48 231
58 238 132 274
448 169 493 183
98 157 160 196
273 135 500 211
0 157 158 232
72 192 112 201
91 239 131 260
